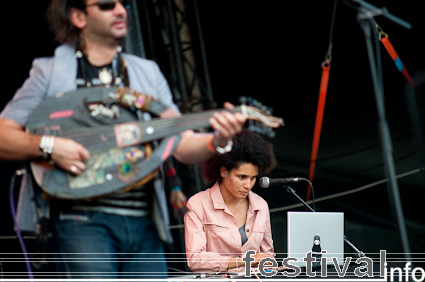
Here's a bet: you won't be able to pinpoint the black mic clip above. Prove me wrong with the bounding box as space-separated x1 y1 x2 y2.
312 234 322 270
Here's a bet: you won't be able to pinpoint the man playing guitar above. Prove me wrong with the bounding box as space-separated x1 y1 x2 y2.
0 0 246 278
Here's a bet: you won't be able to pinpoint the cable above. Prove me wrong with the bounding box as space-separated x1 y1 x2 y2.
324 0 338 65
9 168 34 280
305 178 315 211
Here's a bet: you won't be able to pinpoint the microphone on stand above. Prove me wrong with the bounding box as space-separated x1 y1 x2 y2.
259 176 308 188
311 234 322 269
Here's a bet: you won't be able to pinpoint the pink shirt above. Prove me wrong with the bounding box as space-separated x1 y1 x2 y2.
184 182 274 273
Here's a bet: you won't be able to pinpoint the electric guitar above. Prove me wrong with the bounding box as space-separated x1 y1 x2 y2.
27 87 284 200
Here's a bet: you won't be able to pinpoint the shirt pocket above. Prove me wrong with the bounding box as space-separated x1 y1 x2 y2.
204 222 229 232
203 222 230 250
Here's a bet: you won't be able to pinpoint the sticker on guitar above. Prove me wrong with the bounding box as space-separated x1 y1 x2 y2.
114 122 143 147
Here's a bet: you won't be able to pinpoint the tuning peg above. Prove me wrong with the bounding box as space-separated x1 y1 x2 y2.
263 107 273 116
267 130 276 139
239 96 247 105
268 107 274 115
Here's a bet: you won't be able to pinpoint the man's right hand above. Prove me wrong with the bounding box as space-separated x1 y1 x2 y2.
0 119 90 175
51 137 90 175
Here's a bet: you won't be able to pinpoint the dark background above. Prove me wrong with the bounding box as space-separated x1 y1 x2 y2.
1 0 425 276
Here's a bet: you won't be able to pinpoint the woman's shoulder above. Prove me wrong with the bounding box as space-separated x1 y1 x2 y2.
187 187 213 208
248 191 270 210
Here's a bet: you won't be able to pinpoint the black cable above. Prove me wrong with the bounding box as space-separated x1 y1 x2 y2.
305 179 316 211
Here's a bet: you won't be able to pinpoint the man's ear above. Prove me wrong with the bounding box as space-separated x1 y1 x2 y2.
69 7 87 29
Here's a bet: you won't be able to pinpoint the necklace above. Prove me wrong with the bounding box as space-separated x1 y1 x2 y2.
75 46 128 88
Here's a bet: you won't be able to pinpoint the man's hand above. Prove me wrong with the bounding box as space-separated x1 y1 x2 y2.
208 102 246 147
51 137 90 175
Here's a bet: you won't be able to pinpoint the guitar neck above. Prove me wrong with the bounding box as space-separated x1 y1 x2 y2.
68 106 243 152
136 106 243 143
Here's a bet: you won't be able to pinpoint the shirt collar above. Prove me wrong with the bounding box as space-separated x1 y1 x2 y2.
211 182 227 210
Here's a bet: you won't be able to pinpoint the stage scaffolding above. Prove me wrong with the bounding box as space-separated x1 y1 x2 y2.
126 0 216 114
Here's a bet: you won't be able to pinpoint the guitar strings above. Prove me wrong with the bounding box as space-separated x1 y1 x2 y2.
57 107 242 148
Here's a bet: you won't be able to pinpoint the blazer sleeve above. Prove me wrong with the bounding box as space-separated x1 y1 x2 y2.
184 197 232 273
0 57 53 125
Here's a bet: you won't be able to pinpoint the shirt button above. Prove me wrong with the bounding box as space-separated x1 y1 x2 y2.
246 229 249 232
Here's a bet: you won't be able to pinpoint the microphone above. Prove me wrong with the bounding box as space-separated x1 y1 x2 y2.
259 176 307 188
311 234 322 269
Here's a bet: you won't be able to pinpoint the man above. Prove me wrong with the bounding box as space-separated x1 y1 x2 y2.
0 0 245 278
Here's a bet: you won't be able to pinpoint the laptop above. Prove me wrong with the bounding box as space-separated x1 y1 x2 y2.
287 211 344 267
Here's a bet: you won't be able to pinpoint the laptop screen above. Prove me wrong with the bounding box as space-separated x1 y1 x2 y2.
287 211 344 267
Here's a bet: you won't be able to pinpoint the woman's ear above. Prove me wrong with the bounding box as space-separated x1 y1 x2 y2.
220 166 227 178
69 7 87 29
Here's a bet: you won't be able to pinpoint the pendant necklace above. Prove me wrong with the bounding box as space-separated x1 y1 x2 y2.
98 68 113 84
75 46 123 88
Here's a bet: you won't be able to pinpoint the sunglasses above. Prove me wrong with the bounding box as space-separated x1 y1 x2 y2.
85 0 128 11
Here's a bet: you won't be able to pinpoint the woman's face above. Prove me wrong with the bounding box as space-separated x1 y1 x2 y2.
220 162 259 199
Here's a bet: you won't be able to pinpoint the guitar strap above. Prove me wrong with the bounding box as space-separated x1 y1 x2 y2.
113 87 169 117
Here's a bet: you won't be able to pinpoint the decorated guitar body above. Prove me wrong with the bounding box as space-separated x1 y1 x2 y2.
27 87 283 200
28 87 180 200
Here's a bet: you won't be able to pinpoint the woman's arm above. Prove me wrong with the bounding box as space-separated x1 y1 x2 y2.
259 208 275 256
184 199 234 273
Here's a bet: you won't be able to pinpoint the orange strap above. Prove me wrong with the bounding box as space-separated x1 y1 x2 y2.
307 65 330 202
381 36 414 86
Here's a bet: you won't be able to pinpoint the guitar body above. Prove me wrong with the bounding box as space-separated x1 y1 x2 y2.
27 87 284 200
27 88 181 200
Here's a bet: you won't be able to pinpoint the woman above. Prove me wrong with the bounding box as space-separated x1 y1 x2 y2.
184 129 277 273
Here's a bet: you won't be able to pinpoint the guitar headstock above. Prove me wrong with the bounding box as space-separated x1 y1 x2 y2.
239 96 284 138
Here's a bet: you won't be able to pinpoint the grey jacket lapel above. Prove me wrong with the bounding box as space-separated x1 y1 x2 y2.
47 44 78 96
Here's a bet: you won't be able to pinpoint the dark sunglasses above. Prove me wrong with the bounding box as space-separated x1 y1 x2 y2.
85 0 128 11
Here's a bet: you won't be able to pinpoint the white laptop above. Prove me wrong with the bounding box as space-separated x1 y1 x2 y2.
287 211 344 267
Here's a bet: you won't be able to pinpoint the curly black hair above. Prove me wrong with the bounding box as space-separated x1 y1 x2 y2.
200 129 277 184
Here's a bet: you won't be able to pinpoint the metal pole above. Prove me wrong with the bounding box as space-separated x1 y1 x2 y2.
125 0 146 58
193 0 216 109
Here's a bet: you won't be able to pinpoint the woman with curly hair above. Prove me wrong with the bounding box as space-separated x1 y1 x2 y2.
184 128 277 273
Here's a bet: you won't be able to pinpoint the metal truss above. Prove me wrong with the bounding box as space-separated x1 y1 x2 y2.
126 0 216 114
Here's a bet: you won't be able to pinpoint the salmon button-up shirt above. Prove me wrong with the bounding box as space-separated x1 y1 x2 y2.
184 182 274 273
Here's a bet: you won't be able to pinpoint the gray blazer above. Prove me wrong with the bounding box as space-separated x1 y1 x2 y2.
0 44 177 243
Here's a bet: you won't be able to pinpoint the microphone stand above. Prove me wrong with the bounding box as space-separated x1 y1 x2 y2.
283 185 366 259
353 0 412 259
